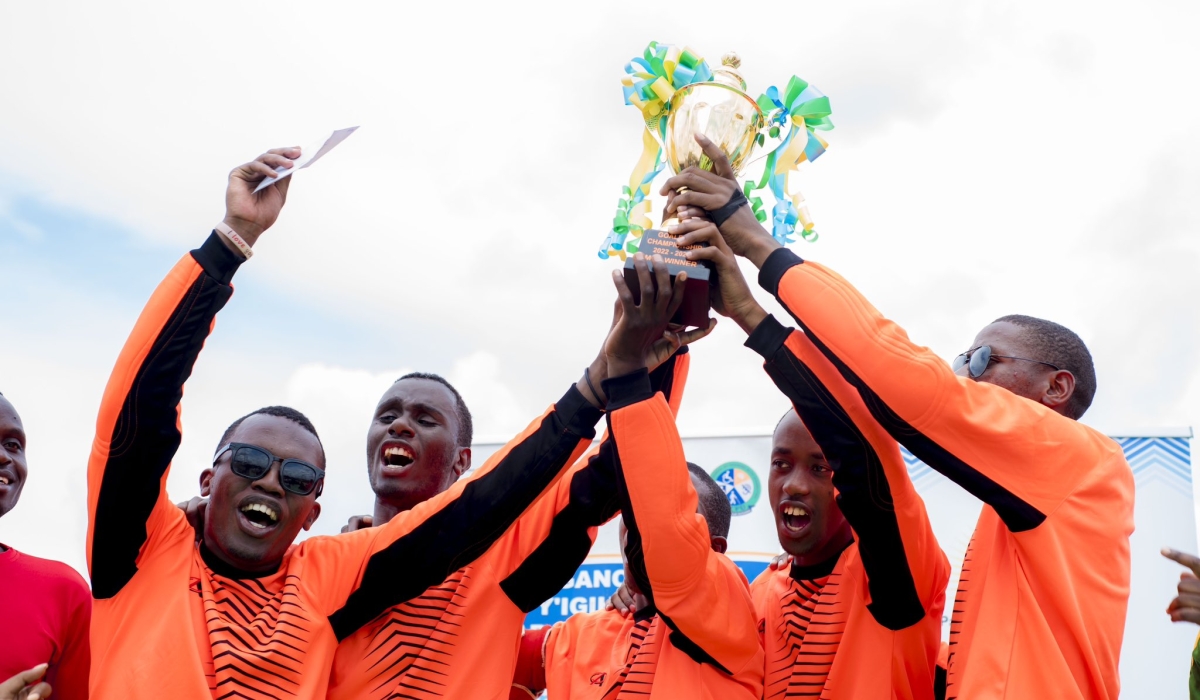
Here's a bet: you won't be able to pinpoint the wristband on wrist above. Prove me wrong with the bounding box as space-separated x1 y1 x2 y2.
215 222 254 259
709 188 749 227
584 366 606 411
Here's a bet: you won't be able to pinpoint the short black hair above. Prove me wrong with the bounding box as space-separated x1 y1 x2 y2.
993 315 1097 419
216 406 324 458
395 372 473 447
687 462 731 539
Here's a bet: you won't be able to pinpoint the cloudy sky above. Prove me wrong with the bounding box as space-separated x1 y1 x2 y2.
2 0 1198 575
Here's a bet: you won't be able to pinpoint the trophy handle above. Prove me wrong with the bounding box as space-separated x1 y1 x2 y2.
745 107 791 168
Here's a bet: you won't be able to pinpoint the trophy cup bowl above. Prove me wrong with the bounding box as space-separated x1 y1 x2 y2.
624 52 769 328
664 82 765 176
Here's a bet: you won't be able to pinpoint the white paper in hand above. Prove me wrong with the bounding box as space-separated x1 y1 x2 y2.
253 126 359 193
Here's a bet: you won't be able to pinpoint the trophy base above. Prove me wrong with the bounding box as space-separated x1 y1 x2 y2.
623 228 714 329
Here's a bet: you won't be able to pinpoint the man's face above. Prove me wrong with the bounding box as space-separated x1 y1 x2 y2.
957 321 1056 401
620 473 717 596
200 414 324 573
768 411 851 564
365 378 468 513
0 396 27 519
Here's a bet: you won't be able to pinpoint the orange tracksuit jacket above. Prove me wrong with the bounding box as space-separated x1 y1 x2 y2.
746 313 949 700
328 350 691 700
757 248 1134 700
85 234 603 699
540 370 764 700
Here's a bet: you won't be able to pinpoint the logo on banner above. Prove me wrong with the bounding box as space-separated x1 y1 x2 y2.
712 461 761 516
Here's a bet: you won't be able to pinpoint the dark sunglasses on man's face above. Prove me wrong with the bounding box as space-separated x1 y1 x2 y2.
213 443 325 496
951 345 1061 379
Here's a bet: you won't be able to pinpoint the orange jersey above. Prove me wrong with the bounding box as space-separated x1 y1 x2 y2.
86 235 603 699
746 313 949 699
758 248 1134 700
536 371 763 699
329 351 691 700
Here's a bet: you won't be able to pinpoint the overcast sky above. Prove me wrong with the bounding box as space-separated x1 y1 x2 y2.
2 0 1198 574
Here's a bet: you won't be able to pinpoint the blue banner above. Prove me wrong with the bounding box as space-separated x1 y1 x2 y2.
524 559 770 628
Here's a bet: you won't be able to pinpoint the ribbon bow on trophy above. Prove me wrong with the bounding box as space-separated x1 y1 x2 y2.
744 76 833 243
601 42 715 261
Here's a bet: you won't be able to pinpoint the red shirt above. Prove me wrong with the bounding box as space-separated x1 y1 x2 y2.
0 545 91 699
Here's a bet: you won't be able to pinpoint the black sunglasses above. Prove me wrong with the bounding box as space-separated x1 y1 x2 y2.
952 345 1061 379
213 442 325 496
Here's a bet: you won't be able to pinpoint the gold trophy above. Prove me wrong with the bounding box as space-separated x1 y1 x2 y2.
613 51 785 328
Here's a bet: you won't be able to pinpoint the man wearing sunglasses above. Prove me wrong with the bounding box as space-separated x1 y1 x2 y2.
661 135 1134 700
86 149 682 699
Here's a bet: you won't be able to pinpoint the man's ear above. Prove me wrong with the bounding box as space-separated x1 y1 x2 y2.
303 502 322 531
452 447 472 479
710 535 728 555
1043 369 1076 415
199 468 215 497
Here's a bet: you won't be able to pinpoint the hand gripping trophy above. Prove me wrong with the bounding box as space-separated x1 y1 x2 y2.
598 42 833 327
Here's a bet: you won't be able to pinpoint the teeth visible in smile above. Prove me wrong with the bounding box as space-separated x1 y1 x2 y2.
0 476 9 485
241 503 278 527
384 445 414 464
783 505 808 517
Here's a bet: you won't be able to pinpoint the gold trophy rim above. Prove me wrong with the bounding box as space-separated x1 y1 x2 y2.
668 80 765 120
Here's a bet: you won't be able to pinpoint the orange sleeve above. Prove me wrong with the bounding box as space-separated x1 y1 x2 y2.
306 383 604 640
759 249 1110 531
87 234 244 598
746 314 950 629
604 370 762 678
497 348 691 612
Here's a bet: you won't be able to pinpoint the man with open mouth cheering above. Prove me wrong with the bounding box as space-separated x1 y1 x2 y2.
668 133 1133 700
84 148 645 699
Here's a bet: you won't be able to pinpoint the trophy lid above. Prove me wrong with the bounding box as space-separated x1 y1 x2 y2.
710 52 748 92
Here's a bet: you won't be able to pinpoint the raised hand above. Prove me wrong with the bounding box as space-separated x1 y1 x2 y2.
660 134 781 268
670 217 767 334
223 147 302 246
604 254 689 377
1163 548 1200 623
579 299 715 409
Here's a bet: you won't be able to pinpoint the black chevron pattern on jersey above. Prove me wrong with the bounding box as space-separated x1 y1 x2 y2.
204 572 312 700
356 569 472 700
764 571 850 700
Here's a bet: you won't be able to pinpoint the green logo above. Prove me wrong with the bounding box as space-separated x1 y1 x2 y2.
711 462 761 516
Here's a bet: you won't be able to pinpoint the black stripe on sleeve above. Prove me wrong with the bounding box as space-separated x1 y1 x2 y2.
192 232 247 285
751 322 925 630
757 246 805 297
92 245 237 599
603 368 733 672
499 438 621 612
758 248 1047 532
600 368 654 605
328 385 603 640
498 350 688 612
